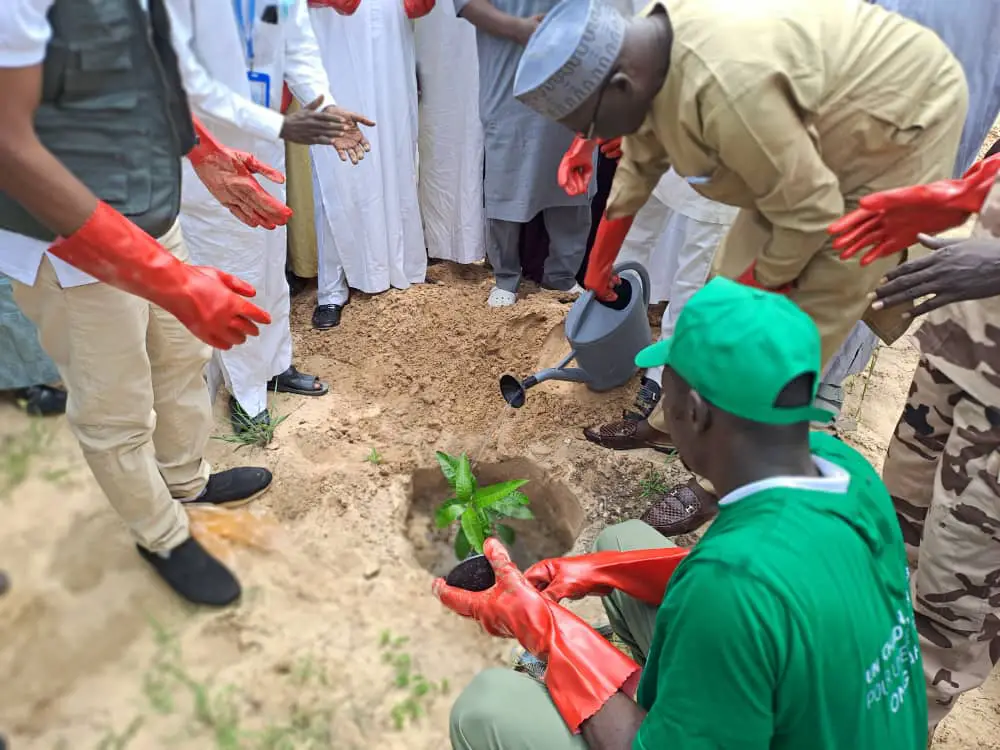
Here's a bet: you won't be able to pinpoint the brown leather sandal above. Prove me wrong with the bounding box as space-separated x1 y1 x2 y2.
583 419 675 453
641 478 719 537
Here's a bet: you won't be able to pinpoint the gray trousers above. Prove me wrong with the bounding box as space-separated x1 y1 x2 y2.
449 520 669 750
487 205 591 293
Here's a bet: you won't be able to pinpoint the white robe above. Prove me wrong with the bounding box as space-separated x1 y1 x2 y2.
168 0 334 416
310 1 427 302
619 170 737 331
414 0 485 264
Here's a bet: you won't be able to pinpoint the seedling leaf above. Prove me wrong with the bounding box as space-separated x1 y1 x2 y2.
472 479 529 510
435 451 460 488
455 454 475 501
434 498 466 529
495 523 516 546
503 505 535 521
460 507 487 554
454 527 472 560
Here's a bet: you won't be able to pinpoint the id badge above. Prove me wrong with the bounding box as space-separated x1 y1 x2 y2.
247 71 271 108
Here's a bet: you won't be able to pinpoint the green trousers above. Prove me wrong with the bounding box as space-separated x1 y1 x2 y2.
449 520 672 750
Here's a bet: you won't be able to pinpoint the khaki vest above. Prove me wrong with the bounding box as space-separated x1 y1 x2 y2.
0 0 196 241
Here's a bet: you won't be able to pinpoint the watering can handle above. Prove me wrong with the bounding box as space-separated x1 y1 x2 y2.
612 261 652 308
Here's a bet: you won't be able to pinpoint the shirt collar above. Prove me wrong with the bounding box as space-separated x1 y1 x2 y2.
717 456 850 507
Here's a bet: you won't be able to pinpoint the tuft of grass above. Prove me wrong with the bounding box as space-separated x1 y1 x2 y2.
637 468 670 499
365 447 383 465
0 420 55 499
215 407 288 450
379 630 448 731
94 717 144 750
141 621 337 749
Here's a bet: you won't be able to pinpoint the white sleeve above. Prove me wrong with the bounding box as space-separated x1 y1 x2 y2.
166 0 285 141
283 0 336 107
0 0 57 67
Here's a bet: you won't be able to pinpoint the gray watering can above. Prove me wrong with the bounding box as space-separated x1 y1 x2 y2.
500 261 652 408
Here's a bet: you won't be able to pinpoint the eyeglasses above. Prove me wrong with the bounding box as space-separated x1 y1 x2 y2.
584 76 611 140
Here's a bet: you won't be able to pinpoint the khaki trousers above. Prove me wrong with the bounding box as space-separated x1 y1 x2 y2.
882 357 1000 731
449 520 670 750
12 221 212 551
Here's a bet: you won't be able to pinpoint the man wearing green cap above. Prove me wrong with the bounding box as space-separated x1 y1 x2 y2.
438 278 927 750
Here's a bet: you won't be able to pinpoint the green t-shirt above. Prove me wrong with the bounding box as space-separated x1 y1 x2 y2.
634 433 926 749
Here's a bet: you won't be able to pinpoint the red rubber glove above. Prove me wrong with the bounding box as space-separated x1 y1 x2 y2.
736 261 792 295
584 213 634 302
829 154 1000 266
434 539 639 732
525 547 689 606
307 0 361 14
48 201 271 350
558 136 597 197
188 117 293 230
404 0 434 18
598 137 622 160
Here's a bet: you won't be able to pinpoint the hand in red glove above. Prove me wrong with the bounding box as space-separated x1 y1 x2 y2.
829 154 1000 266
188 117 293 230
584 214 634 302
307 0 361 14
598 137 622 160
404 0 434 18
558 136 597 197
48 201 271 350
736 261 792 295
434 538 639 732
525 547 689 606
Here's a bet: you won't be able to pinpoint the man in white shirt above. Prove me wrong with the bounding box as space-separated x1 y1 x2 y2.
0 0 296 606
168 0 374 433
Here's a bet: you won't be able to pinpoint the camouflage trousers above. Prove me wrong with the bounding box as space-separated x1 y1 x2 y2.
882 356 1000 730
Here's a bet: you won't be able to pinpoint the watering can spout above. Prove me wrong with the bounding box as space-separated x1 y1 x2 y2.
499 352 589 408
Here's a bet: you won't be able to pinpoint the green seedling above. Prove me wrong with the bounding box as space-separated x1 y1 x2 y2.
365 447 383 465
379 631 449 731
434 451 533 559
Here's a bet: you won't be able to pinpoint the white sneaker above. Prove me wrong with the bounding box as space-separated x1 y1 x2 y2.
566 284 584 296
487 287 517 308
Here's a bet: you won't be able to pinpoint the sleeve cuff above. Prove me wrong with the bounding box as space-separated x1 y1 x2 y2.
290 85 337 110
253 107 286 141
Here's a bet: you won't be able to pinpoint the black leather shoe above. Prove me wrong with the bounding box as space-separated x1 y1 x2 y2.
137 537 240 606
312 304 343 329
191 467 273 508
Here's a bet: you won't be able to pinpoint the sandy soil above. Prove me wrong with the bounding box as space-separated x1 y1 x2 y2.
1 261 997 749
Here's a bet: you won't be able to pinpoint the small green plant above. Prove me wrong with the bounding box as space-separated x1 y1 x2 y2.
638 468 670 499
365 447 383 465
379 630 449 730
215 407 288 449
433 451 533 560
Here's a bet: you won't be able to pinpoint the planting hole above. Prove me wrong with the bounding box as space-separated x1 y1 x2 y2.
406 458 585 576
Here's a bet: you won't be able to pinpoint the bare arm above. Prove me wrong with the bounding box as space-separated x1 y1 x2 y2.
457 0 535 45
581 692 646 750
0 64 99 237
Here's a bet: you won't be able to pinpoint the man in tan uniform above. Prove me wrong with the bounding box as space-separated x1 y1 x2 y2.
832 155 1000 739
512 0 968 534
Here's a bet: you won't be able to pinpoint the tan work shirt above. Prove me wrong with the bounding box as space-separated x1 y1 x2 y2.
918 174 1000 407
608 0 966 290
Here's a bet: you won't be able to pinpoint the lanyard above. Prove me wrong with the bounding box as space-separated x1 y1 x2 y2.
232 0 257 66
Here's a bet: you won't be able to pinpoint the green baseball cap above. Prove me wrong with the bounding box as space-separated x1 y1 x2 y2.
635 278 834 425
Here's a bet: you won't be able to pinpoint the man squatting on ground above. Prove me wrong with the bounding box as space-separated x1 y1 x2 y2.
0 0 351 606
437 278 928 749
